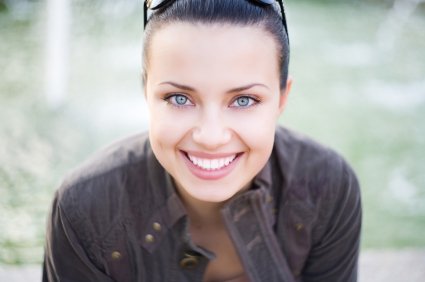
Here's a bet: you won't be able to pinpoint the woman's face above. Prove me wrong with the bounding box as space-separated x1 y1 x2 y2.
145 23 291 204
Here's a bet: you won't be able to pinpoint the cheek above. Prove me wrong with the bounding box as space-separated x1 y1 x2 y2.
231 106 279 151
242 123 275 157
148 106 196 150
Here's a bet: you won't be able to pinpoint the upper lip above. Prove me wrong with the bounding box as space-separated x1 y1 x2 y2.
181 150 241 159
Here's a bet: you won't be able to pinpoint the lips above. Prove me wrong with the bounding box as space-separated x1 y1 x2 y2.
181 151 241 180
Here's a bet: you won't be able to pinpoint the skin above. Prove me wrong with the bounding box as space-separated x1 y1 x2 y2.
144 22 292 281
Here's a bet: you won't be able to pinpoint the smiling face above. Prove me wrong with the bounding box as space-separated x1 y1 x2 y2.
145 23 291 204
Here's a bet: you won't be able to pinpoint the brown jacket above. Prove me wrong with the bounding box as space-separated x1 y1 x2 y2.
43 126 361 282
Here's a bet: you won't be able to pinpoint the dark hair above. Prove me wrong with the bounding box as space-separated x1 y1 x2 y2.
142 0 290 90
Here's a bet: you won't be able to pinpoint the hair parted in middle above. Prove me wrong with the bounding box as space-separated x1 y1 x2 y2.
142 0 290 90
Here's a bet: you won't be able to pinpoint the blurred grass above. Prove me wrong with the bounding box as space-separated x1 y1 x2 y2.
0 0 424 264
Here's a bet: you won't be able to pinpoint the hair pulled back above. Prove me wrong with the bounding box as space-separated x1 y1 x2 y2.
143 0 290 90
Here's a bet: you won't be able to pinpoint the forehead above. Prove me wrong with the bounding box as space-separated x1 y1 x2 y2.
147 23 280 86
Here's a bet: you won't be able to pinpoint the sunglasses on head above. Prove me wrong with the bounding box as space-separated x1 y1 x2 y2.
143 0 289 41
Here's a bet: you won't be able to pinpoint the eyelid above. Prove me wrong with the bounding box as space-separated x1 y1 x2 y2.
163 93 195 107
229 95 261 108
162 93 261 108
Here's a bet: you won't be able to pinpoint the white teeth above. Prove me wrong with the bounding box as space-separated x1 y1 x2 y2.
211 159 219 169
187 154 236 170
203 159 211 170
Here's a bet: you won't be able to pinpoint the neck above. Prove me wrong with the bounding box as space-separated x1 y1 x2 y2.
174 184 225 229
185 193 225 229
174 181 253 229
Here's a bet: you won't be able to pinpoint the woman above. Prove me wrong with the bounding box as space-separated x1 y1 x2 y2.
43 0 361 281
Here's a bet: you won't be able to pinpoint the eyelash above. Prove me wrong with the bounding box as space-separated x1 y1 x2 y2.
163 93 194 107
230 95 261 108
163 93 261 109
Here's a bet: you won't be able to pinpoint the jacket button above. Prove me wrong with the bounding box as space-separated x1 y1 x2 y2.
293 269 301 276
111 251 122 260
145 234 155 243
179 252 201 269
153 222 162 232
267 195 273 203
295 223 304 231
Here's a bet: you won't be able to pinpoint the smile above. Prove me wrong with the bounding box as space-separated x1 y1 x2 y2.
180 150 242 180
187 154 236 170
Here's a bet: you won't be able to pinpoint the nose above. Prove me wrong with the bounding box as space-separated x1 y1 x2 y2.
192 111 232 150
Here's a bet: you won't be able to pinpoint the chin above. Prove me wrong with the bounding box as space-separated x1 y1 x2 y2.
184 184 241 203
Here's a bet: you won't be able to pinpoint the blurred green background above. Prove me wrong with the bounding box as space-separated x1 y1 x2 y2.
0 0 424 265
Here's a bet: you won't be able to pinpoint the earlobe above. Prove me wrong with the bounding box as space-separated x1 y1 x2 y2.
278 76 293 114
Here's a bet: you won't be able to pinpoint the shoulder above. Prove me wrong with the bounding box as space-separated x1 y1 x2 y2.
274 126 358 189
273 125 360 225
53 132 153 236
61 132 151 189
274 126 340 165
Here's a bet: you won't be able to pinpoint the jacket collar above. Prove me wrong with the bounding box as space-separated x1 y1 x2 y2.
140 143 276 252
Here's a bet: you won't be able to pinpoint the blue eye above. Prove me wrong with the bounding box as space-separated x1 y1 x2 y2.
175 95 188 105
165 94 193 106
231 96 258 108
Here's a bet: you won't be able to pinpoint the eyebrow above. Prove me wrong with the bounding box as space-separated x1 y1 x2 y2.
159 81 270 93
159 81 195 91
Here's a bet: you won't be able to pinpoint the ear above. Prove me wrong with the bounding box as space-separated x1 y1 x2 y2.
278 75 293 115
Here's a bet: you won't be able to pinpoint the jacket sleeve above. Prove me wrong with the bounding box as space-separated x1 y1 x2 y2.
302 160 362 282
43 191 114 282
